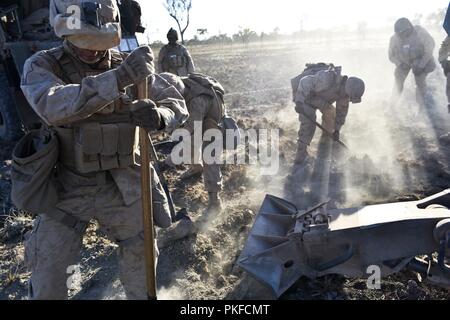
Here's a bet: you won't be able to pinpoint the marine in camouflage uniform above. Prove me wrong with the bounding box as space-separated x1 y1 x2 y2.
389 18 436 104
157 28 195 77
439 36 450 110
20 0 188 300
160 72 223 215
293 67 365 164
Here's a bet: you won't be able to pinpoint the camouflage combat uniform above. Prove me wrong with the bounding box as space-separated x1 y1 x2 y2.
293 69 350 163
439 37 450 107
389 25 436 103
20 41 188 300
158 43 195 77
181 93 223 194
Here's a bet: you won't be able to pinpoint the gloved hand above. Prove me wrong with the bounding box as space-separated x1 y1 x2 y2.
399 63 410 71
116 46 155 90
412 60 425 75
441 60 450 76
129 99 163 130
333 130 340 141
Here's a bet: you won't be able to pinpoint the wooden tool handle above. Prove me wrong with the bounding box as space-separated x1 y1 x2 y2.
137 78 157 300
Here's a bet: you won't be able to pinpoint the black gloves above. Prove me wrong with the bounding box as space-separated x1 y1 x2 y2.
399 63 410 71
129 99 164 131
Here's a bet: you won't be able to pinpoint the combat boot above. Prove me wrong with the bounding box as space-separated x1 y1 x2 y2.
204 192 223 216
157 217 196 248
181 164 204 180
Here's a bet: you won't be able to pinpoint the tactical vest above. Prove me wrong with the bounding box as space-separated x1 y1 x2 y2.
161 44 187 73
182 73 226 122
45 47 138 174
399 36 425 64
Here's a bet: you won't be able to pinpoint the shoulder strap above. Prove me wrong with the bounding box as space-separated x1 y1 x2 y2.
42 47 71 84
111 50 125 69
45 48 84 84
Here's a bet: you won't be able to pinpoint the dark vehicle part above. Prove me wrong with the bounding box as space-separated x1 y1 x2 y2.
0 72 23 140
238 190 450 297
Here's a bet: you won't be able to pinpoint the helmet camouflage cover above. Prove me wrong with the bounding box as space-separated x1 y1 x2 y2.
50 0 121 50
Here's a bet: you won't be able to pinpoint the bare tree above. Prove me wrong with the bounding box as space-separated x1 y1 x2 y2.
164 0 192 44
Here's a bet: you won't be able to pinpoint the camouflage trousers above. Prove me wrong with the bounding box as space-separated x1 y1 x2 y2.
295 103 335 163
297 103 336 145
183 100 223 193
24 165 170 300
394 60 435 104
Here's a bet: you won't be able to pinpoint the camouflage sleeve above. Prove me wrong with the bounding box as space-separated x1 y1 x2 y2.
150 74 189 133
184 47 196 74
335 97 350 132
295 71 335 104
21 51 122 127
439 37 450 63
388 35 401 66
416 26 435 69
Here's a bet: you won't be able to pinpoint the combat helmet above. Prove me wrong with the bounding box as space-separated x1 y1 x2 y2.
50 0 121 50
167 28 179 42
394 17 414 38
345 77 365 104
159 72 186 95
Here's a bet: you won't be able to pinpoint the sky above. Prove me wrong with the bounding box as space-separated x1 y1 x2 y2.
139 0 449 42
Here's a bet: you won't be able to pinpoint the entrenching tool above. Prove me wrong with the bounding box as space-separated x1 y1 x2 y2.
148 137 188 222
237 190 450 298
298 109 349 150
149 138 191 222
137 79 157 300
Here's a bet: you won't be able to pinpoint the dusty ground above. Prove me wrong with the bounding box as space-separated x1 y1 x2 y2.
1 33 450 300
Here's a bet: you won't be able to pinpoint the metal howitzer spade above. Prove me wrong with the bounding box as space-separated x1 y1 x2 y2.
237 190 450 298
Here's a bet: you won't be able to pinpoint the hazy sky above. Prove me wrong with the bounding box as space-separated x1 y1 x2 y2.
140 0 449 41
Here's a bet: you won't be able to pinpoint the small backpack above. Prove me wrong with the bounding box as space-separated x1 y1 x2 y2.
291 63 341 101
183 73 226 105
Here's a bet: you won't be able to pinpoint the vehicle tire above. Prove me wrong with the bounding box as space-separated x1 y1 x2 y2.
0 72 23 142
434 219 450 243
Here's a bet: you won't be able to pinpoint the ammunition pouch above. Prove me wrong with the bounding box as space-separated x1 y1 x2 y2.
55 122 137 174
166 54 186 70
11 124 89 234
11 128 59 214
